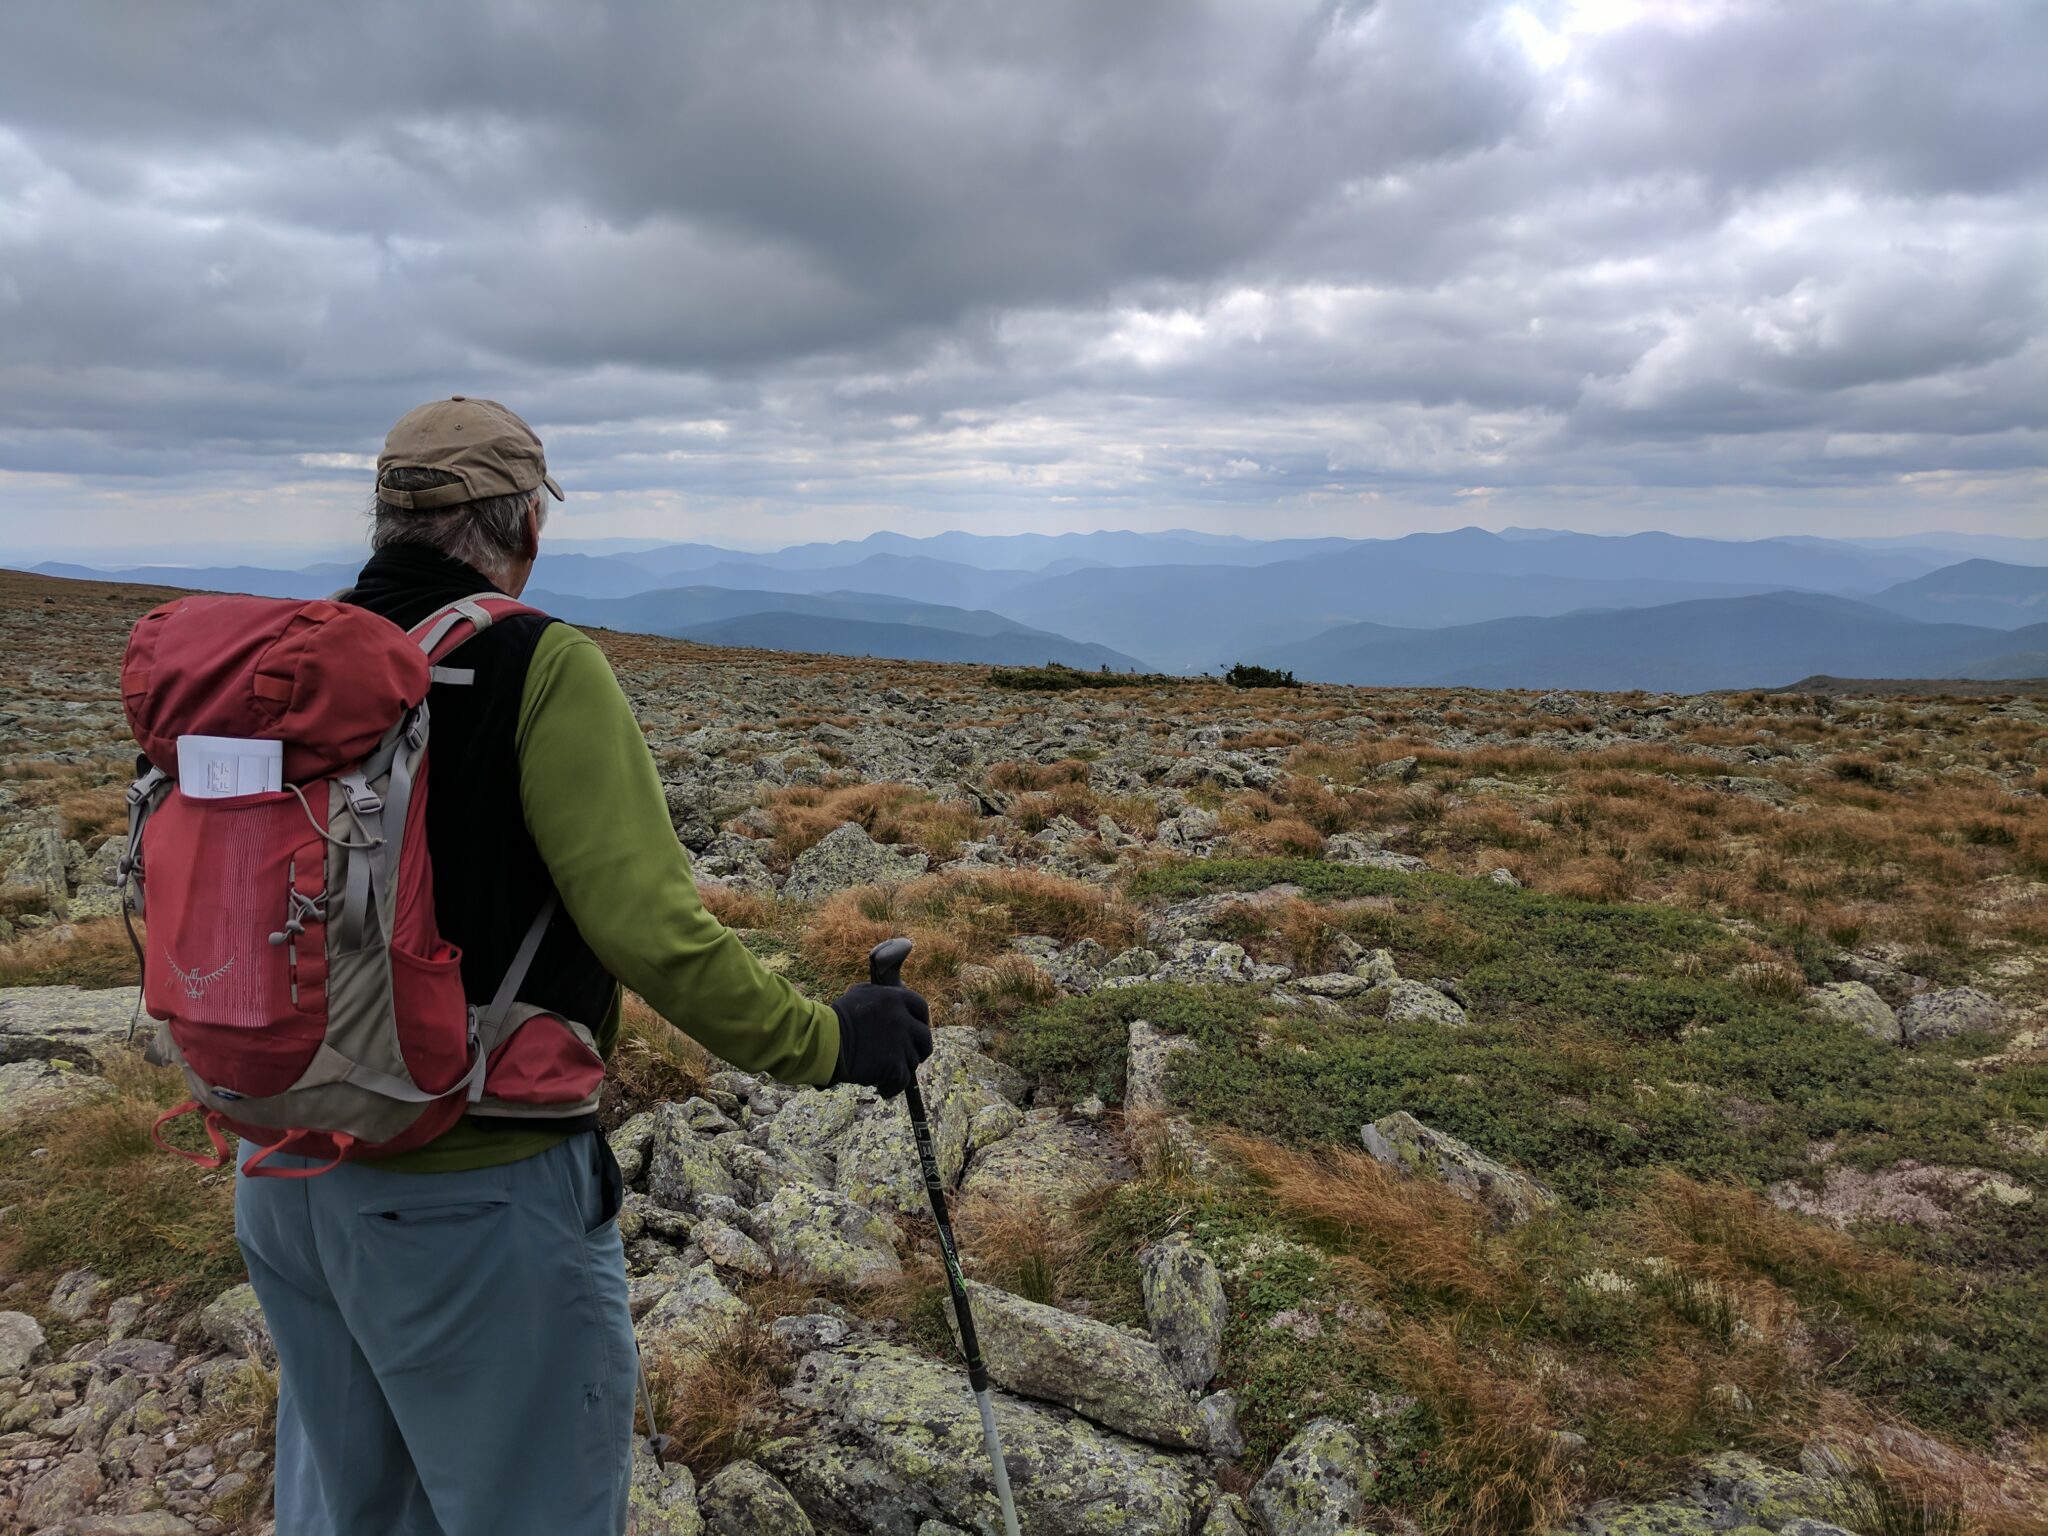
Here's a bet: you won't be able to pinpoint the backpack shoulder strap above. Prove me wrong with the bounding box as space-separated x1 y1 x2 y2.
408 593 544 681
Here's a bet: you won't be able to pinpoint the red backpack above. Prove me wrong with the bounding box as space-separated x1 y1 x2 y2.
119 591 607 1176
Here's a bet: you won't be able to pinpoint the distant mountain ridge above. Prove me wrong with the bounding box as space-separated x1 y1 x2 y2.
20 528 2048 689
523 585 1149 671
1252 591 2048 693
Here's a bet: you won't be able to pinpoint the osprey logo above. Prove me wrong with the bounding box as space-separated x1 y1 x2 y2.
166 951 234 1001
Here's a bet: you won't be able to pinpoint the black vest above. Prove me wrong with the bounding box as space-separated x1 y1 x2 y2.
344 546 617 1047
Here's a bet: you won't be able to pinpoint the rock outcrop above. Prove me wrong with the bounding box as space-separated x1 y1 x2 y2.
1248 1417 1378 1536
1139 1236 1226 1392
782 822 929 901
1361 1111 1557 1227
960 1281 1205 1449
1808 981 1900 1043
768 1343 1203 1535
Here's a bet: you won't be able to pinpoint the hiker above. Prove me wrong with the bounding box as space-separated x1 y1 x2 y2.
226 398 935 1534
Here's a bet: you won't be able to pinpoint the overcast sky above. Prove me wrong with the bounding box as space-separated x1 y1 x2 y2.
2 0 2043 560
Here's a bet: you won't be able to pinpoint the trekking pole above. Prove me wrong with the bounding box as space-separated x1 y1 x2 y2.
869 938 1022 1536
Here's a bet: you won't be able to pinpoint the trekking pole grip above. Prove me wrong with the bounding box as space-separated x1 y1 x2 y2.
867 935 912 990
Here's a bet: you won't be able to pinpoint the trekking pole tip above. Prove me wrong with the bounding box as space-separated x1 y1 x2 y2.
868 936 912 989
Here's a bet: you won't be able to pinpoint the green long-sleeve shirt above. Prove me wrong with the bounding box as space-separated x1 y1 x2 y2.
371 623 838 1173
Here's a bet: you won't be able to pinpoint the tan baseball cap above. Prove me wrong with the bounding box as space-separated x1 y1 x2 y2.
375 396 565 511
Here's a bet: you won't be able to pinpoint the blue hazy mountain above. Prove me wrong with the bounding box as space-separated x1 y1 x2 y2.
31 561 360 599
1871 560 2048 630
662 613 1149 668
1253 592 2048 692
529 585 1146 671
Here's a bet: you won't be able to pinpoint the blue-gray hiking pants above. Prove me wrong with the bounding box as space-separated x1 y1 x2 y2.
234 1132 636 1535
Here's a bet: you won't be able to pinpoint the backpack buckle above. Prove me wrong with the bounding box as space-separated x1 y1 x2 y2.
342 778 384 817
127 767 168 806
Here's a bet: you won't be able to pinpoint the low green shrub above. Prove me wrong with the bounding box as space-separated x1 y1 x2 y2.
986 663 1187 691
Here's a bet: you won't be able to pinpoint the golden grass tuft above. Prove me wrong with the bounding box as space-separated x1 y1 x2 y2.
0 1048 244 1312
0 915 141 988
609 992 713 1115
801 867 1139 1005
1394 1323 1577 1536
955 1193 1084 1306
636 1315 790 1479
752 780 982 864
697 880 782 930
983 759 1094 793
57 784 129 845
1632 1171 1918 1322
1220 1133 1504 1305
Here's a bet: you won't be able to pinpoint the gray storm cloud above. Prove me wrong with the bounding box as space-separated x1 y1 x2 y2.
0 0 2043 550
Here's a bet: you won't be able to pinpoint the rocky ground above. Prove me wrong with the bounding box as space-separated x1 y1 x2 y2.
0 568 2044 1535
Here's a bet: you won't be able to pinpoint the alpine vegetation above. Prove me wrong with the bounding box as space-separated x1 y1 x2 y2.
0 566 2042 1534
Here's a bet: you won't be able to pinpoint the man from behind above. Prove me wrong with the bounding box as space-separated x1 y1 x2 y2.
234 396 932 1535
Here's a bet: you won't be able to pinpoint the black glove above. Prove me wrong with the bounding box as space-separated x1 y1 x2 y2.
828 982 934 1098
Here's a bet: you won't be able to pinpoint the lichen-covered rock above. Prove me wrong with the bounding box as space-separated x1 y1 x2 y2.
1155 939 1257 985
1327 834 1427 872
630 1441 705 1536
1197 1389 1245 1459
48 1267 106 1322
636 1264 750 1358
962 1280 1204 1449
959 1111 1136 1212
0 1309 47 1377
1569 1496 1728 1533
198 1282 275 1365
0 823 71 915
754 1183 901 1287
762 1085 864 1186
970 1100 1026 1151
52 1512 199 1534
1200 1492 1255 1535
698 1460 815 1534
19 1450 103 1527
1249 1417 1377 1536
720 1140 809 1206
1351 949 1399 985
1290 972 1380 999
648 1104 743 1212
768 1342 1202 1534
1361 1111 1556 1227
782 821 929 900
1383 977 1468 1027
1139 1235 1226 1391
1900 986 2005 1043
695 833 777 894
1769 1158 2032 1229
695 1217 773 1278
0 985 140 1114
610 1109 660 1185
1568 1451 1851 1535
770 1313 851 1354
1127 1019 1198 1113
1808 981 1899 1043
835 1029 1019 1215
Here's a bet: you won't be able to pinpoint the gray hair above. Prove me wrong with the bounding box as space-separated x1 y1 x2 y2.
369 468 546 582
